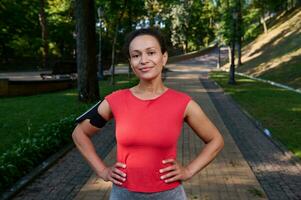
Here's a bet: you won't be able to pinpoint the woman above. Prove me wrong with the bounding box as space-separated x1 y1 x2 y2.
72 28 224 200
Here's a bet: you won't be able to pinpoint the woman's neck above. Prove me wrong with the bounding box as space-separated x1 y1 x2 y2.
135 79 167 95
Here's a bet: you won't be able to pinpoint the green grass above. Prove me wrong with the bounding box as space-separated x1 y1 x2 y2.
210 71 301 159
259 55 301 89
247 187 265 198
236 7 301 90
0 74 138 154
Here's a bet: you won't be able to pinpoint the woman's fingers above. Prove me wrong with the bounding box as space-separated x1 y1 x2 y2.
112 167 127 177
104 162 126 185
160 170 178 180
115 162 126 169
160 165 177 173
109 176 123 185
111 171 126 182
160 158 178 174
165 174 180 183
104 162 127 185
162 159 176 164
159 159 191 183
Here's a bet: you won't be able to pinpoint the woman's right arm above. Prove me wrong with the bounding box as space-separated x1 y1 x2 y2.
72 99 127 185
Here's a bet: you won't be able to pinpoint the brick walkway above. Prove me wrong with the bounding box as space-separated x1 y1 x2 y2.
10 48 301 200
11 122 116 200
201 74 301 200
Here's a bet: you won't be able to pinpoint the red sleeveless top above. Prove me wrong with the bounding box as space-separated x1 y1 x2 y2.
105 88 191 193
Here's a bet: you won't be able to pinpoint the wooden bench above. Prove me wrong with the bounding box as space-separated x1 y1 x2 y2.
40 60 77 79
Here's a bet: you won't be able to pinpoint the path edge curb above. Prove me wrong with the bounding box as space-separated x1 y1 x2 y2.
210 80 301 169
0 143 74 200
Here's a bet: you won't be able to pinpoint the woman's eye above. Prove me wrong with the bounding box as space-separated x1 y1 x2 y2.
148 51 156 55
131 54 139 58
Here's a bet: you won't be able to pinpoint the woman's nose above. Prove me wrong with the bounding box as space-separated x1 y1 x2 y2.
140 53 149 64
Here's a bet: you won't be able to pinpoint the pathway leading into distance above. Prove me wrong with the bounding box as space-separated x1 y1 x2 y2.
10 47 301 200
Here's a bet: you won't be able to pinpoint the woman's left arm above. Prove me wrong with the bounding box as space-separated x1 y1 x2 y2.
160 100 224 183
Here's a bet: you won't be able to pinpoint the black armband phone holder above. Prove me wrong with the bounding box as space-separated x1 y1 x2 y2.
75 101 108 128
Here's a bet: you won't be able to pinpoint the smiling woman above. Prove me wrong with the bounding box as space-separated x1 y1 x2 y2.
72 28 224 200
128 34 168 97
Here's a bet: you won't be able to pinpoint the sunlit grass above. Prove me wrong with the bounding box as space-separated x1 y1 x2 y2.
0 74 138 154
295 151 301 158
235 8 301 89
63 92 77 96
210 71 301 159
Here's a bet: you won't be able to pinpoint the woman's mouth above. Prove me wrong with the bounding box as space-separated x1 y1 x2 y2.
139 67 153 72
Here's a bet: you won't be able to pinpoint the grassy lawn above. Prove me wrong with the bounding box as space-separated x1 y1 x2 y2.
210 71 301 159
0 74 138 154
234 7 301 90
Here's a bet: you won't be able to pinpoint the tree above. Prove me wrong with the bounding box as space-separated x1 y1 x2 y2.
215 0 237 84
0 0 41 63
39 0 49 68
165 0 216 52
228 5 237 85
236 0 243 67
110 0 128 85
168 1 191 53
74 0 99 102
47 0 75 59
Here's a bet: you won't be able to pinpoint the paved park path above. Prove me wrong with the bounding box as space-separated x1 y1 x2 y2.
11 48 301 200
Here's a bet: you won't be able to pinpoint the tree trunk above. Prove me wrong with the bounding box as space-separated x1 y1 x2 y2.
229 41 236 84
237 41 242 67
75 0 99 102
260 15 268 34
110 25 118 85
228 46 231 65
237 0 242 67
39 0 49 69
217 46 221 68
229 7 236 85
110 0 128 85
128 0 133 77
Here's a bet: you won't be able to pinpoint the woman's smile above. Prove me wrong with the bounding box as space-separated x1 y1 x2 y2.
139 66 154 72
129 35 168 81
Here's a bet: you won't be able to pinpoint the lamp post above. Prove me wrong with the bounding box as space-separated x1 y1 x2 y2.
216 32 221 69
217 43 221 69
228 10 237 85
97 7 104 80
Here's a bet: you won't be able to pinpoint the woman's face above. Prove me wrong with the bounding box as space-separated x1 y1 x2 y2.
129 35 167 81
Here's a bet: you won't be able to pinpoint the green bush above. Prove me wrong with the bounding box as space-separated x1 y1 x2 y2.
0 115 76 193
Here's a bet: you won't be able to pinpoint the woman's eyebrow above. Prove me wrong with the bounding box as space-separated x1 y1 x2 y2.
129 50 140 55
145 47 158 50
130 47 157 52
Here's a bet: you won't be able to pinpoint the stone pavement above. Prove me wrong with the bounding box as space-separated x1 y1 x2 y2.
9 47 301 200
200 75 301 200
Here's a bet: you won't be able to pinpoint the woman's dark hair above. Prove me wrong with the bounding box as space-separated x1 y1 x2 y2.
123 28 167 58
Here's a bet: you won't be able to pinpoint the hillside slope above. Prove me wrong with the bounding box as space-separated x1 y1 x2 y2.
236 7 301 89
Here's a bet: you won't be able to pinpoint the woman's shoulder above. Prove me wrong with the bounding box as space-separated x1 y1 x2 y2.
105 88 128 100
168 88 192 101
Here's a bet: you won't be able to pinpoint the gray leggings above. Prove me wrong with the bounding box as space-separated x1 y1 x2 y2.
109 184 187 200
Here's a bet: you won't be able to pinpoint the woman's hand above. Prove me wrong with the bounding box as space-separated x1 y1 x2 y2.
159 159 192 183
100 162 127 185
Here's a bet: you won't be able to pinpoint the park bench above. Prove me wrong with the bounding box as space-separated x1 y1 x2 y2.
40 60 77 79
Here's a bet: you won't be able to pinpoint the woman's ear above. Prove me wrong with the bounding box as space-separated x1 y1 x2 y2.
128 58 132 68
128 60 138 76
162 52 168 66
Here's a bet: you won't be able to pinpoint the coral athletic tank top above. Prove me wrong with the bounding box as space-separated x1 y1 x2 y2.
105 88 191 193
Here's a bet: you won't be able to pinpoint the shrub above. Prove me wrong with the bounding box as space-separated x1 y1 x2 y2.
0 115 76 193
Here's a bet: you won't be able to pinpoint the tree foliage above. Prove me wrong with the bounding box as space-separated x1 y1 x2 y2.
1 0 299 70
